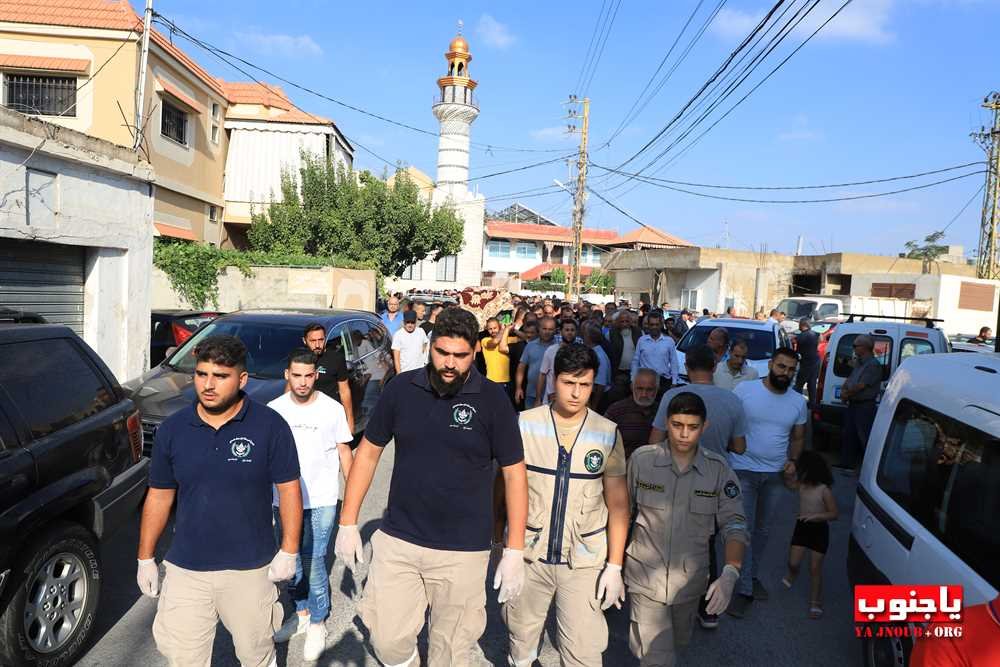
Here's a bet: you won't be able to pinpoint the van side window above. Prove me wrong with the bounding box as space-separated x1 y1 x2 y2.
876 399 1000 589
900 338 933 361
833 334 893 380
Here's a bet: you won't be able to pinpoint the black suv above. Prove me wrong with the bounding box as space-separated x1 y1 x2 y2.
0 325 148 667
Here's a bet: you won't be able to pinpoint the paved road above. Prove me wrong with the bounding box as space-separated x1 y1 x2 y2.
78 445 861 667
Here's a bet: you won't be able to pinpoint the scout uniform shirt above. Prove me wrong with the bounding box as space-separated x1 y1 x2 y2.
625 444 749 604
519 405 626 568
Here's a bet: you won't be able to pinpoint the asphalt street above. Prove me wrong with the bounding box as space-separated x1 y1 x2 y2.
77 444 861 667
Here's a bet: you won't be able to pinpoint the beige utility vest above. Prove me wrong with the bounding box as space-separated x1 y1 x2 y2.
519 406 617 569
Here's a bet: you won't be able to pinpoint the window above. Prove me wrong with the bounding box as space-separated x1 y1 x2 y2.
211 102 221 120
816 303 839 320
677 326 776 361
161 101 187 145
3 74 76 116
680 288 699 311
208 205 218 224
958 282 996 311
436 254 457 282
168 321 309 379
876 399 1000 589
900 337 934 361
211 103 221 144
871 283 916 299
0 339 115 439
832 333 893 380
488 239 510 258
401 261 422 280
515 242 537 259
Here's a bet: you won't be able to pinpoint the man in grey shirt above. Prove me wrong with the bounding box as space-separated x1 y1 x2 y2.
648 343 747 630
793 319 820 409
838 334 882 470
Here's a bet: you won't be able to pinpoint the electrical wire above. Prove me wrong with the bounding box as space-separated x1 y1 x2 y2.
574 0 610 95
941 183 986 233
466 154 576 182
579 0 623 97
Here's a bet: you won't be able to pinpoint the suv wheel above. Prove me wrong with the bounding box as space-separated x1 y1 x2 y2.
861 630 912 667
0 522 101 667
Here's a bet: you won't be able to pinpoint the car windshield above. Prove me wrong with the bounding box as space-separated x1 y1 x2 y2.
776 299 816 319
166 320 307 379
678 325 776 360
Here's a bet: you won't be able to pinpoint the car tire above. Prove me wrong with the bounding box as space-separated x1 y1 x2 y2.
860 629 913 667
0 522 101 667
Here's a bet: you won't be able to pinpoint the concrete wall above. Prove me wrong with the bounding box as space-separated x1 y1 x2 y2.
152 265 376 313
0 107 154 381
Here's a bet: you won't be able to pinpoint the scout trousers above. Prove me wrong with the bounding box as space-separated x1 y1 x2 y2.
502 560 607 667
152 562 282 667
628 593 698 667
358 530 490 667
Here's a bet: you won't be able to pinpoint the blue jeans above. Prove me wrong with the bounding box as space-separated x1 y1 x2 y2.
274 504 339 624
734 470 786 597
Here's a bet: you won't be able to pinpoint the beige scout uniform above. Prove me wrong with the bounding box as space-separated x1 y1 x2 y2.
625 444 749 667
502 405 626 667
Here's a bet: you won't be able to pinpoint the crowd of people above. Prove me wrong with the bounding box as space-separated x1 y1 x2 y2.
136 292 845 667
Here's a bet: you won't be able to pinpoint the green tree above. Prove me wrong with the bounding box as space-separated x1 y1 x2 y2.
249 154 464 277
903 231 948 274
584 269 615 295
549 267 567 288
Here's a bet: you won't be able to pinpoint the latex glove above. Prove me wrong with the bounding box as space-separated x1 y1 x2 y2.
267 550 298 582
704 564 740 615
492 548 525 603
596 562 625 610
335 524 365 571
137 558 159 598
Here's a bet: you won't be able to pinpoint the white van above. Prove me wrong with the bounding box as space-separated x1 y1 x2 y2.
817 316 949 429
848 352 1000 666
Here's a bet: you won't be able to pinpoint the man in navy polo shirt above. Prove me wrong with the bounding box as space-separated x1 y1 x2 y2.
335 307 529 667
137 335 303 667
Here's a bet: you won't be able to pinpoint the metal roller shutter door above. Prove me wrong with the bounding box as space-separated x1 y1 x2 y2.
0 239 85 334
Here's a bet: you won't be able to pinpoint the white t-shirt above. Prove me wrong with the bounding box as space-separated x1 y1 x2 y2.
729 379 807 473
268 392 352 509
392 327 429 372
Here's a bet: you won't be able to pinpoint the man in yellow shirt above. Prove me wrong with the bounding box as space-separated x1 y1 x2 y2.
480 317 520 397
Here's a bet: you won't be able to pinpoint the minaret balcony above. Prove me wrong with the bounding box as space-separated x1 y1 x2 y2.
432 92 479 111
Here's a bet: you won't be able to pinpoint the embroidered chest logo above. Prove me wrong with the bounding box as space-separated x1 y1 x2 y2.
637 480 664 492
451 403 477 430
724 481 741 498
229 437 255 462
584 449 605 473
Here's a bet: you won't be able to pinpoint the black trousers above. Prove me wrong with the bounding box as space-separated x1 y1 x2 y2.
840 400 877 468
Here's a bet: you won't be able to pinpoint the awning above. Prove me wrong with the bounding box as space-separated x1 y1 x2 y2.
155 78 205 114
0 55 90 73
154 223 197 240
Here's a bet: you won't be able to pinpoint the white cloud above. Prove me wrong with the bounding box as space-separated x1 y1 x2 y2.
235 30 323 57
530 126 575 142
476 14 515 49
711 1 895 45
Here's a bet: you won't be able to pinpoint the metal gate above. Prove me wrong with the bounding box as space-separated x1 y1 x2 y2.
0 239 85 334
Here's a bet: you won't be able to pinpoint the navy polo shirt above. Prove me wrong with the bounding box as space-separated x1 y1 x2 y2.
365 367 524 551
149 395 300 571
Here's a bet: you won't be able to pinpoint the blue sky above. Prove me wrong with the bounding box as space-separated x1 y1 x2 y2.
148 0 1000 257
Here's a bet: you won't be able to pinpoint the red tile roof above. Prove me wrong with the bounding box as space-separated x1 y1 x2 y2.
486 221 620 245
154 222 197 240
0 54 90 72
520 263 596 281
613 225 692 248
219 80 293 110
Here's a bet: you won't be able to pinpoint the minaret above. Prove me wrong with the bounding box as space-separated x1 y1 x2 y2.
432 21 479 199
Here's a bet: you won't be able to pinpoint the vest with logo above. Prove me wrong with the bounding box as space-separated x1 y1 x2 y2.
518 406 618 569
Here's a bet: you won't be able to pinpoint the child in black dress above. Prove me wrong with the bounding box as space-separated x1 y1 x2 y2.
781 451 838 619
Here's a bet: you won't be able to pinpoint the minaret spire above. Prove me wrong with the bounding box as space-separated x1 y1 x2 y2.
432 23 480 198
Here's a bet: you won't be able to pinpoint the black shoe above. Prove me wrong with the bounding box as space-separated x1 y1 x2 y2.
752 578 769 601
698 611 720 629
726 594 753 619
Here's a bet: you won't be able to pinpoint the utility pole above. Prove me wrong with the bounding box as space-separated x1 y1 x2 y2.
133 0 153 151
565 95 590 302
973 92 1000 280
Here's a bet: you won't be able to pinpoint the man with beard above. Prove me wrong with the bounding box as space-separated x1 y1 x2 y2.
303 323 355 435
604 368 659 458
631 310 680 400
137 335 302 667
334 308 528 667
726 347 806 619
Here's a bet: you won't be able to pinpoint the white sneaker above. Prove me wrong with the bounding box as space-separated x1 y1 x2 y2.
303 622 328 661
273 614 308 643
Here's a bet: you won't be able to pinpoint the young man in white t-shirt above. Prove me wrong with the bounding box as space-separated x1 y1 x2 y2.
726 346 806 619
269 349 353 659
392 310 429 373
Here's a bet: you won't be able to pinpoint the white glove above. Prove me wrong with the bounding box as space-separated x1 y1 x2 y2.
596 562 625 610
492 548 525 604
704 564 740 615
137 558 159 598
334 524 365 571
267 550 298 582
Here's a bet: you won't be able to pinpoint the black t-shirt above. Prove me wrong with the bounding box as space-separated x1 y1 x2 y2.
420 321 434 336
364 367 524 551
315 347 349 401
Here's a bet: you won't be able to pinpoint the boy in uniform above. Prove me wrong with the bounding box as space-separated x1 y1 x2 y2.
626 392 749 666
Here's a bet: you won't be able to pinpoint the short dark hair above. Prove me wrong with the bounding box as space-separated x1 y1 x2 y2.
710 327 730 346
303 322 326 338
666 391 707 421
287 348 318 368
796 450 833 487
194 335 246 370
521 320 539 333
773 346 800 363
431 307 479 347
554 342 599 378
645 310 663 323
559 318 578 332
684 344 717 372
730 338 749 352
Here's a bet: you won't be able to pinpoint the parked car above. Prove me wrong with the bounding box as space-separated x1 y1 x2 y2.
0 307 46 324
816 316 949 430
0 325 148 667
125 309 393 454
948 332 996 354
676 317 791 380
149 310 221 367
848 352 999 666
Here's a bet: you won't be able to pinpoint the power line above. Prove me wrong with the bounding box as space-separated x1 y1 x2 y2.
574 1 610 95
579 0 623 97
466 153 577 182
942 183 986 233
